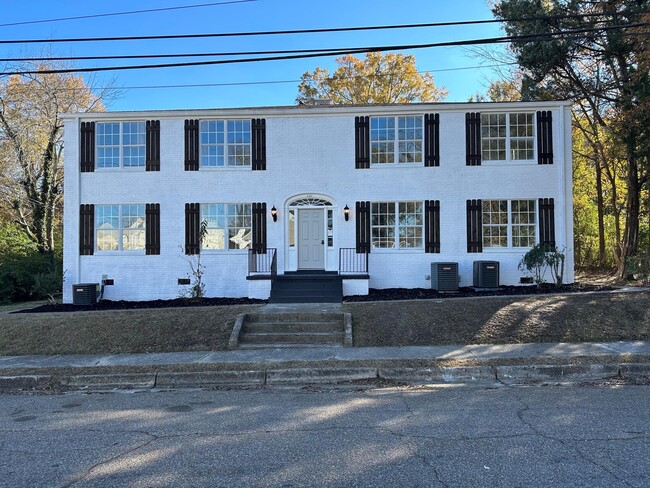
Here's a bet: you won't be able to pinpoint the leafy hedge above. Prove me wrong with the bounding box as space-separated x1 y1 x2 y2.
0 222 62 303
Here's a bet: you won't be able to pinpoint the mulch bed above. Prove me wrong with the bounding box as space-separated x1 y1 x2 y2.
15 283 616 313
344 283 614 302
16 296 266 314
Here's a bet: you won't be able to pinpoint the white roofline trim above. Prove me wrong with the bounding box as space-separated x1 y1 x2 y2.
60 100 573 121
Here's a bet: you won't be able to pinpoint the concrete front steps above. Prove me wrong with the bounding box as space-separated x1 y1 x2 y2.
230 311 352 349
269 272 343 303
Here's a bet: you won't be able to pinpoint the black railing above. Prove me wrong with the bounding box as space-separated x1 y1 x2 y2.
339 248 368 274
248 248 277 277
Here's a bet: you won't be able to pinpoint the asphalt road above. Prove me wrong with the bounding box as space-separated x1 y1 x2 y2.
0 384 648 487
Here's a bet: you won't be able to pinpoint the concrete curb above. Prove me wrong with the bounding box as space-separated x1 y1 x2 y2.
2 362 648 392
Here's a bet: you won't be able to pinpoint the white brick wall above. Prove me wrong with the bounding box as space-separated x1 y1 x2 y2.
62 102 574 303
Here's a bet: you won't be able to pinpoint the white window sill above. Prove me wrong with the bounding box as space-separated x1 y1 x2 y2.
200 250 249 254
479 160 537 166
370 248 424 254
198 166 252 171
369 163 424 168
481 247 532 253
92 251 146 256
94 166 146 171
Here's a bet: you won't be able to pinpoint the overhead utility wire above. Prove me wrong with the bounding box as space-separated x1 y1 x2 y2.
0 1 256 28
20 63 519 92
0 11 645 44
2 22 646 76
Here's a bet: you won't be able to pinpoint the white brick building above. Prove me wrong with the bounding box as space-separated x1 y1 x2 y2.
62 101 574 303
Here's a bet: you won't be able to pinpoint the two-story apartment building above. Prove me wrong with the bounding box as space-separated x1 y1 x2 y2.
61 101 574 303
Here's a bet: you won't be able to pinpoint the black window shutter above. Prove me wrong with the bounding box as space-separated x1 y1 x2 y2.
79 204 94 255
355 201 371 253
466 199 483 253
424 114 440 167
184 119 199 171
465 113 481 166
539 198 556 248
80 122 95 172
146 120 160 171
537 111 554 164
145 203 161 255
251 118 266 171
355 116 370 169
425 200 440 253
185 203 200 255
251 203 267 253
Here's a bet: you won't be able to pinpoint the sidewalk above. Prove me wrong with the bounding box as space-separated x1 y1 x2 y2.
1 341 649 391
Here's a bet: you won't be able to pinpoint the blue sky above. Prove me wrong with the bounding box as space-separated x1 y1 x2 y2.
0 1 509 111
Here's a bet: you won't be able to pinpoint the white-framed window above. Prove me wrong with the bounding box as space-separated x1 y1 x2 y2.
482 199 537 249
370 116 423 165
200 120 251 168
95 204 145 251
481 113 534 162
96 122 146 168
371 201 424 249
200 204 252 250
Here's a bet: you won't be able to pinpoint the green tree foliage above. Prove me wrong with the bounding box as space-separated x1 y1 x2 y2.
296 52 447 104
470 78 522 102
0 221 62 303
493 0 650 275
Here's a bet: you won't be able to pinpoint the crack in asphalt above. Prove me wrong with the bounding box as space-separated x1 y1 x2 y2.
508 389 639 488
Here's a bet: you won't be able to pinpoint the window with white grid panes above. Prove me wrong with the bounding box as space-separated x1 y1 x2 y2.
371 201 424 249
398 116 423 163
481 113 534 162
370 116 423 165
95 205 145 252
201 204 252 250
482 200 508 248
511 200 537 247
200 120 251 168
482 200 537 248
96 122 145 168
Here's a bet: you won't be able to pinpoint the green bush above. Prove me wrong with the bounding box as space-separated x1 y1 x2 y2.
518 244 566 288
0 222 63 303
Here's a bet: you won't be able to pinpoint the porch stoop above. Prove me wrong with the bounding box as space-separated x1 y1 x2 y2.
269 271 342 303
230 308 353 349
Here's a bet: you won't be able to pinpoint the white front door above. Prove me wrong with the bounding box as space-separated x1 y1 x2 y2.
298 209 325 269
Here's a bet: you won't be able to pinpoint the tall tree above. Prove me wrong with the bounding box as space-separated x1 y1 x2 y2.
296 52 447 104
493 0 650 275
0 63 109 253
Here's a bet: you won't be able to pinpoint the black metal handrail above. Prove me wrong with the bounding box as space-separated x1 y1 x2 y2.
338 248 368 274
248 248 277 277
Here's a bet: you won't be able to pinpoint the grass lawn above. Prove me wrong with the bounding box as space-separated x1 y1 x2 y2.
0 291 648 356
345 291 650 347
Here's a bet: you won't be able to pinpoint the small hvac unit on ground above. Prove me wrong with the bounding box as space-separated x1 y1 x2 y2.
431 262 459 291
72 283 99 305
473 261 500 288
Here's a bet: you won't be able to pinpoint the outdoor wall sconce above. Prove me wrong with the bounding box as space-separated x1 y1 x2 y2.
271 205 278 222
343 205 350 221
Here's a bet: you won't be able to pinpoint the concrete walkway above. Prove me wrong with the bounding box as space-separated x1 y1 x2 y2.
1 341 649 391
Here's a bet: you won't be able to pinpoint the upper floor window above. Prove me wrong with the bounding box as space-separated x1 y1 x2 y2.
95 204 145 251
370 116 423 165
482 199 536 249
481 113 534 162
371 201 423 249
200 120 251 168
201 203 252 250
96 122 146 168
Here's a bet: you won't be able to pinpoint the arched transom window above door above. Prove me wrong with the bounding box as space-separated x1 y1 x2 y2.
289 197 333 207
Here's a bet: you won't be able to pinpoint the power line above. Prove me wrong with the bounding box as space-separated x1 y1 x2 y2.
0 1 256 28
1 23 646 76
17 63 518 92
0 11 644 45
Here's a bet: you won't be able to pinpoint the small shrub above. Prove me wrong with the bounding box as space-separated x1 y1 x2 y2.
519 244 566 288
624 253 650 284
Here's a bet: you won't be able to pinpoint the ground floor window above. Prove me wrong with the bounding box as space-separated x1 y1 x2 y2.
482 199 536 248
95 204 145 251
201 203 252 250
371 201 423 249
